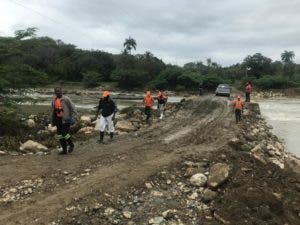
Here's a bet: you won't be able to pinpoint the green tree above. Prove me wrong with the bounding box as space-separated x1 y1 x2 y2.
123 36 137 54
281 50 295 63
206 58 212 67
113 69 147 89
281 51 296 78
177 71 202 90
14 27 38 40
243 53 272 78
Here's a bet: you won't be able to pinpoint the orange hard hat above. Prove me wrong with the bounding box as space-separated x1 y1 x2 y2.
103 91 110 97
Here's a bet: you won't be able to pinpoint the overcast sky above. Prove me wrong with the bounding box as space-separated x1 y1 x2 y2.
1 0 300 66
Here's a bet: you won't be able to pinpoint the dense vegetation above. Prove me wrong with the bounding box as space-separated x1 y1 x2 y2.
1 27 300 91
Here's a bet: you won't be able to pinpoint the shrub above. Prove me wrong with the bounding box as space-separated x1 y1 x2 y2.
82 71 104 87
202 75 226 90
0 64 48 88
112 69 147 89
254 75 289 90
177 71 202 90
148 78 168 90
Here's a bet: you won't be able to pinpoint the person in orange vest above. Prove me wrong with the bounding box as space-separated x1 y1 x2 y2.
143 91 154 123
245 81 252 102
233 95 244 123
157 90 168 120
51 87 76 154
95 91 117 144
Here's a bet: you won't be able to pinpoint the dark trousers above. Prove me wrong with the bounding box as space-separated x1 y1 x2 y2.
145 106 152 121
246 92 250 102
199 88 203 96
235 109 242 123
55 117 73 152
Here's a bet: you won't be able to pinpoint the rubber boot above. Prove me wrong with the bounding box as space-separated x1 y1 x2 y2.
59 139 68 154
109 132 114 142
97 132 104 144
67 138 74 153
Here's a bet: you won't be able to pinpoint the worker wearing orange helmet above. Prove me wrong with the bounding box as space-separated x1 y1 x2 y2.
157 90 168 120
95 90 117 143
143 90 154 124
233 95 244 123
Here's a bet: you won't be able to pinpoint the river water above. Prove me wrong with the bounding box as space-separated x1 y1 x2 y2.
10 90 183 112
259 99 300 156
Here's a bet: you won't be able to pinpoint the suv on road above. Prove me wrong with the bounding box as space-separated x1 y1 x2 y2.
215 84 231 97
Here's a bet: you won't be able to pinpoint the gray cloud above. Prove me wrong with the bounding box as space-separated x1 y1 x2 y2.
1 0 300 65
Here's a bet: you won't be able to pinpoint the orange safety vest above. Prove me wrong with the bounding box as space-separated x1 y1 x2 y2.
144 95 154 107
233 100 244 110
54 98 64 117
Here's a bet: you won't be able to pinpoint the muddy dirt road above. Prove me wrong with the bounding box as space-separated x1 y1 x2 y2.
0 96 236 224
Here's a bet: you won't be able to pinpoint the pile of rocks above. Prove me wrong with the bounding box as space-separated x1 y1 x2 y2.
229 103 289 170
0 178 43 203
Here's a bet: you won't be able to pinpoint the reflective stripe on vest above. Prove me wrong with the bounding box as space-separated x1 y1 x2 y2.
54 98 64 117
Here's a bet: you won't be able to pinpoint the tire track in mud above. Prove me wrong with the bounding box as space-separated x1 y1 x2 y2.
0 96 236 225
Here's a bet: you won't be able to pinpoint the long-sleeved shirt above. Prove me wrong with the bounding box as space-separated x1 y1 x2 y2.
97 98 117 117
51 95 76 123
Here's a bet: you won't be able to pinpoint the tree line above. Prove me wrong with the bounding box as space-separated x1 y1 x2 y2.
1 27 300 92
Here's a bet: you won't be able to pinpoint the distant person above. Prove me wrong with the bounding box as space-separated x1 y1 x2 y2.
233 95 244 123
95 91 117 144
199 84 203 96
157 90 168 120
245 81 252 102
51 87 76 154
143 91 154 124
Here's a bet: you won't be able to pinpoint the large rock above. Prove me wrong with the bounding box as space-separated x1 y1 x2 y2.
149 217 165 224
47 124 57 133
190 173 207 187
202 189 218 202
0 150 7 155
80 116 92 125
116 120 135 132
207 163 230 188
20 140 48 153
285 155 300 173
78 126 95 134
271 158 284 169
26 119 36 128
